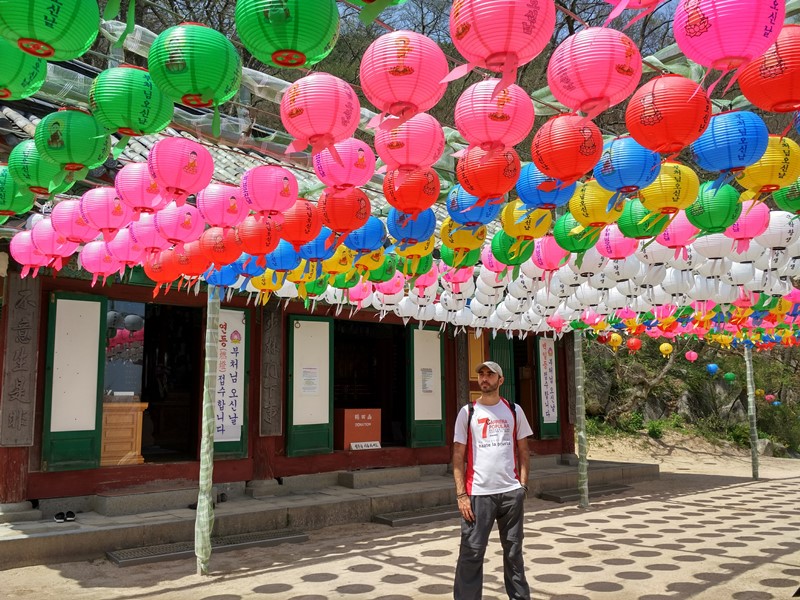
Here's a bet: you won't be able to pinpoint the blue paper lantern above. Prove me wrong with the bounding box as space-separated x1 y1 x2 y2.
300 226 336 262
387 208 436 247
231 253 266 278
593 136 661 196
446 185 503 227
265 239 301 272
690 111 769 187
516 162 575 210
706 363 719 376
204 264 240 288
344 216 387 253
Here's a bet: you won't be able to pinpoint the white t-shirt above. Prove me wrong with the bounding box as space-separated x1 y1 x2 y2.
453 399 533 496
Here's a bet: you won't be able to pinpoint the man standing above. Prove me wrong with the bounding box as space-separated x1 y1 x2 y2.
453 360 533 600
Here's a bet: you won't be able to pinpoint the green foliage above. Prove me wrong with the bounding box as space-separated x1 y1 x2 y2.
647 420 664 439
618 411 644 433
757 401 800 452
665 413 685 429
585 417 618 437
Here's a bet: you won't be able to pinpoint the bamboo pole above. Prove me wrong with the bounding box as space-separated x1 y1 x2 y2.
744 346 759 481
574 331 589 508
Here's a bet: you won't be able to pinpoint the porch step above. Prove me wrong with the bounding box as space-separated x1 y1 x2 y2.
539 483 632 504
94 482 218 517
106 529 308 567
339 466 422 489
373 504 460 527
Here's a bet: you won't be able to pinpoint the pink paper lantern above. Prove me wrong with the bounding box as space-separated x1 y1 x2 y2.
360 31 449 130
454 80 535 151
445 0 556 95
313 138 376 189
79 240 122 286
532 234 570 272
50 199 99 244
348 280 374 310
374 113 445 176
147 137 214 206
196 183 247 229
652 304 677 320
9 231 50 278
154 201 204 250
79 187 133 242
129 212 171 256
106 227 146 271
31 218 78 271
480 244 506 273
115 161 164 218
595 224 638 259
413 266 440 291
547 27 642 120
280 72 360 156
441 265 474 294
724 199 770 254
685 350 699 362
673 0 785 84
375 271 406 295
240 165 298 225
655 211 699 259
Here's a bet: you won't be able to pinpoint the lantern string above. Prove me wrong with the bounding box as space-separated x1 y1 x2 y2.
554 3 590 28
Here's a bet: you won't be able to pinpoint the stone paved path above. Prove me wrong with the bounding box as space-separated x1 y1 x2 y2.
2 470 799 599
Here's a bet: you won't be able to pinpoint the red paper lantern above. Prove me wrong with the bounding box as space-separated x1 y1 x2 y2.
739 24 800 113
455 146 520 206
318 187 371 239
175 240 211 283
236 215 281 264
625 74 711 154
144 248 183 296
281 198 322 251
383 167 440 219
531 114 602 189
626 337 642 353
199 226 242 268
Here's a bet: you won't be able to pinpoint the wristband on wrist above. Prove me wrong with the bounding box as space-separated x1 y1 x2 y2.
521 484 529 492
457 492 468 498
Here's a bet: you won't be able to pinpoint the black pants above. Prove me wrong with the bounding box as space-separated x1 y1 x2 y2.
454 487 530 600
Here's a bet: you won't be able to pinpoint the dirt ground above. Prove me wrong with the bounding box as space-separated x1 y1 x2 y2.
1 431 799 599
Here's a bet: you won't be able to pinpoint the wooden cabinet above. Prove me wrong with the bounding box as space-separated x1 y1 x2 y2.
101 402 148 466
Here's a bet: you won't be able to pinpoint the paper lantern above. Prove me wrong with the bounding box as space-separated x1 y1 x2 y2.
454 80 534 151
154 201 204 249
34 108 111 172
148 22 241 131
617 199 668 239
107 227 146 272
548 27 641 119
674 0 784 79
596 224 638 260
387 207 436 248
553 213 597 254
531 234 569 272
31 218 78 271
690 111 769 183
625 74 711 154
89 65 174 137
79 241 122 287
440 245 481 269
440 217 486 263
725 198 770 253
281 198 322 251
446 185 503 227
317 187 371 239
280 72 360 156
240 164 298 224
235 216 280 263
735 135 800 194
739 25 800 112
445 0 555 95
0 0 99 61
200 226 243 267
593 136 660 197
300 226 337 264
0 166 35 216
569 179 623 230
234 0 339 68
492 230 536 266
755 210 800 250
368 254 401 283
148 137 214 206
706 363 719 375
604 0 661 27
79 187 134 242
196 183 247 229
360 31 449 129
374 112 445 175
265 239 302 274
0 44 46 100
626 336 643 353
456 146 520 206
50 199 100 244
500 200 551 240
114 161 166 218
773 179 800 214
532 114 602 188
685 181 741 234
383 167 439 219
129 213 171 256
313 138 376 189
659 342 673 357
145 249 184 295
638 161 700 215
344 216 387 256
655 211 698 258
685 350 698 362
516 162 575 210
9 231 50 278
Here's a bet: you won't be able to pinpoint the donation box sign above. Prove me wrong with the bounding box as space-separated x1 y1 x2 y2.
335 409 381 450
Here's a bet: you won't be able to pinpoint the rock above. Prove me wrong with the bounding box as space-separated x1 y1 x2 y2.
756 438 774 456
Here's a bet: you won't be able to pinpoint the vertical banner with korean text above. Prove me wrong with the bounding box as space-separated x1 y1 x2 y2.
538 337 558 424
214 309 246 442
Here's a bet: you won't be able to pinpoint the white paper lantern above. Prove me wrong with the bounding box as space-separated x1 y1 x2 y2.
636 239 674 265
722 261 755 286
567 246 607 276
728 239 766 264
694 257 730 277
691 233 730 259
666 245 698 270
755 211 800 250
661 268 694 295
754 248 791 272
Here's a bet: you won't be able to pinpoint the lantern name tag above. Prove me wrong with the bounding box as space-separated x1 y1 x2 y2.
44 0 64 29
736 115 749 162
350 441 381 450
765 1 780 37
139 75 154 127
522 2 540 35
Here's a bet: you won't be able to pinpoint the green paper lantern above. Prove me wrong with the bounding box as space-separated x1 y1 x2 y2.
723 372 736 382
490 231 535 266
235 0 339 68
89 65 174 137
685 181 742 234
148 23 241 114
33 107 111 172
553 213 596 253
400 253 433 276
332 270 360 289
773 179 800 214
0 0 99 61
440 244 481 268
0 165 36 216
7 140 71 196
304 275 330 297
367 252 399 282
617 198 669 239
0 43 47 100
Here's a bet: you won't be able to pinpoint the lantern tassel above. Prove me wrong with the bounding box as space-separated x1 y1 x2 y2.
622 4 658 30
115 0 136 48
112 136 130 159
441 62 475 84
285 138 309 155
358 0 394 25
603 0 630 26
537 179 560 192
491 62 518 99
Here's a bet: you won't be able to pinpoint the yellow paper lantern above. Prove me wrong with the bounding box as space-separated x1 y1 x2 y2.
354 248 386 274
736 135 800 194
440 218 486 267
568 179 622 231
286 260 319 284
395 235 435 259
659 342 673 357
321 245 356 277
639 161 699 215
500 200 552 240
607 332 623 352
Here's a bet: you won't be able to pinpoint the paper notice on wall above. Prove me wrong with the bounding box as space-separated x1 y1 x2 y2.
420 367 434 393
302 367 319 395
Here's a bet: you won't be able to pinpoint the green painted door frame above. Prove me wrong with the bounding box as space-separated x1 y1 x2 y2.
489 335 516 402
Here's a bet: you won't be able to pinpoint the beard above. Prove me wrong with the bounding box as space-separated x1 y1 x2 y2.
480 380 500 394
